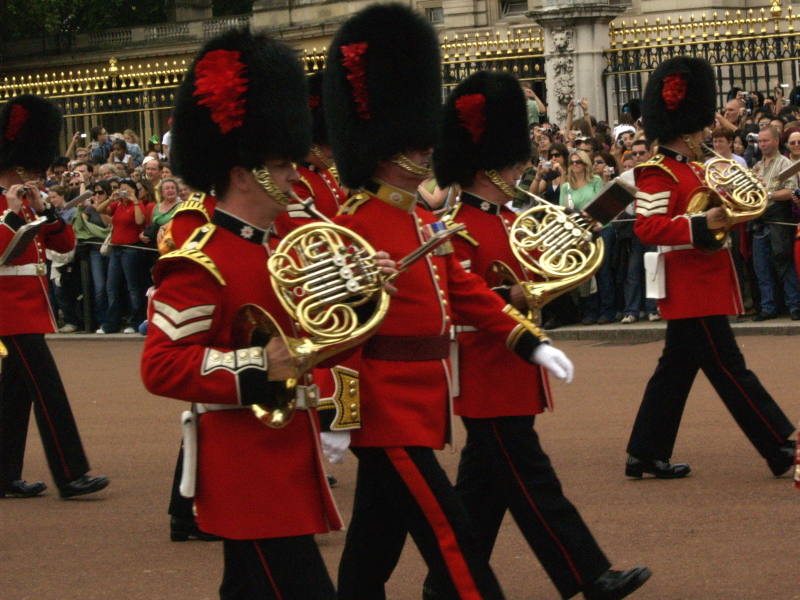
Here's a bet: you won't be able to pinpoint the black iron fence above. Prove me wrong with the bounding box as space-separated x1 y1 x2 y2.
603 5 800 119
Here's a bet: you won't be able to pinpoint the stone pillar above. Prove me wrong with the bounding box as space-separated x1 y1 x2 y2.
527 2 627 128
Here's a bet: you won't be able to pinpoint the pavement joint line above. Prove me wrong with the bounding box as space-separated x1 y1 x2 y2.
46 318 800 343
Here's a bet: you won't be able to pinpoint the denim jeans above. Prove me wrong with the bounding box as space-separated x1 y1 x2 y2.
624 235 659 316
88 248 110 329
105 245 147 332
752 224 800 314
584 226 617 321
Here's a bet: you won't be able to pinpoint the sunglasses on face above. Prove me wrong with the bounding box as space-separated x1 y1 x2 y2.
593 159 606 165
570 160 583 165
549 153 560 158
93 190 106 195
788 140 800 145
631 151 647 157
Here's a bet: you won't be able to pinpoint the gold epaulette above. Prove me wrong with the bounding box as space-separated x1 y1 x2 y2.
159 224 225 286
442 203 479 247
337 192 371 216
172 192 210 222
636 154 679 183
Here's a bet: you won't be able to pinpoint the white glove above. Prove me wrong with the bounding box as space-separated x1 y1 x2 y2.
531 343 574 383
320 431 351 464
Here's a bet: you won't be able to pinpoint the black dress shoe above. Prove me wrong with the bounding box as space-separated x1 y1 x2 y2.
625 455 691 479
58 474 109 499
584 567 652 600
766 440 797 476
0 479 47 498
791 310 800 321
170 516 223 542
752 312 777 322
327 475 338 488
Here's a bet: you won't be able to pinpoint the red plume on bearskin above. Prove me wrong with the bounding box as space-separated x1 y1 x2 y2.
0 94 62 174
456 94 487 144
192 49 248 134
171 29 311 194
434 71 531 189
642 56 716 143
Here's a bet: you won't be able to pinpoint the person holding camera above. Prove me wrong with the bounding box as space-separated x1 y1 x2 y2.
1 94 109 500
532 142 568 204
96 177 149 333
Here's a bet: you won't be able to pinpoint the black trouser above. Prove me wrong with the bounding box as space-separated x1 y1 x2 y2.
426 416 609 600
0 334 89 488
338 446 505 600
220 535 336 600
627 315 795 461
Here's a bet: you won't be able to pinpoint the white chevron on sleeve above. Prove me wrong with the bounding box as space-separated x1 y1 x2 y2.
152 300 215 325
152 312 213 342
636 191 671 203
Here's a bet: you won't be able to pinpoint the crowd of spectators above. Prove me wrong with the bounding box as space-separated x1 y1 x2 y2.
507 85 800 329
37 85 800 333
41 124 186 334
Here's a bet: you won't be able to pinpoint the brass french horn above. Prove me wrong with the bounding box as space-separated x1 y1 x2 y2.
686 149 767 243
237 195 463 427
487 186 605 321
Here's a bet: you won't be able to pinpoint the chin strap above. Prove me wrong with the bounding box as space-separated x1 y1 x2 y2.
485 170 516 200
311 145 334 170
391 153 432 178
682 134 706 162
252 165 294 206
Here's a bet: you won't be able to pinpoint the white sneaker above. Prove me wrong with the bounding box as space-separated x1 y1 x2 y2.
58 324 78 333
620 315 637 324
648 313 661 322
123 327 136 334
95 328 106 334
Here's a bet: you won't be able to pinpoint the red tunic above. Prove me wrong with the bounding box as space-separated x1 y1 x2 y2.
449 196 551 418
633 154 743 319
140 219 342 540
273 164 347 238
335 181 543 448
0 193 75 336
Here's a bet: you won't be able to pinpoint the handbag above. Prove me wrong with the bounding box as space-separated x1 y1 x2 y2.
100 229 113 257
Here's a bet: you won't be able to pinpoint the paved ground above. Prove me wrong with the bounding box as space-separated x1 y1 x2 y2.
1 335 798 600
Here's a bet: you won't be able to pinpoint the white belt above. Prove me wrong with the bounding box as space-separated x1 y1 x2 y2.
453 325 478 333
197 384 319 413
658 245 693 253
0 263 46 276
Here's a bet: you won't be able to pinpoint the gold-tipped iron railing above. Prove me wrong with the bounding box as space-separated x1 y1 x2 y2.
604 1 800 116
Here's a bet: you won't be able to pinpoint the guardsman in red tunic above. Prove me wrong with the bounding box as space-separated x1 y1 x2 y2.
324 6 574 600
0 95 109 500
140 30 358 599
270 71 361 464
625 57 796 480
273 71 347 238
421 70 651 600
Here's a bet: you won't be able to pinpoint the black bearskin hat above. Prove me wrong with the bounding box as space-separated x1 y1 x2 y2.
434 71 531 188
171 28 311 194
0 94 62 174
323 3 442 189
307 71 328 146
642 56 716 144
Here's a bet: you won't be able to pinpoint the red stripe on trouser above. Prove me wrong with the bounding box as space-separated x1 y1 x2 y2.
490 421 584 587
699 320 784 442
11 337 72 481
253 541 283 600
385 447 483 600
